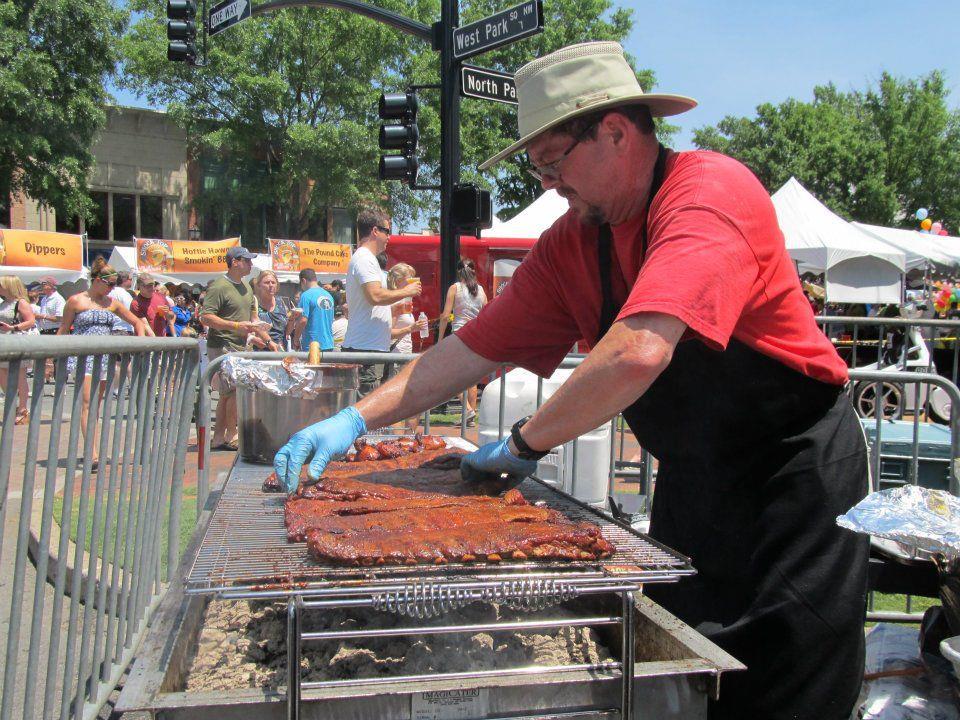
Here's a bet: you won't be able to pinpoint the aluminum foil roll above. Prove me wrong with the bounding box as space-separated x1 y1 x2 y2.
837 486 960 560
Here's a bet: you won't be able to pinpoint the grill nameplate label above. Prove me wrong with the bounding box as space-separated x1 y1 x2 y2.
413 688 489 720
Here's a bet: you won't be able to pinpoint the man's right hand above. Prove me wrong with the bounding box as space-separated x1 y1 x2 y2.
237 320 260 333
403 279 422 298
273 406 368 493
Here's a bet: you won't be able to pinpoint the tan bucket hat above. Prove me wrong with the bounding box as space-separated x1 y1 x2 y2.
478 41 696 171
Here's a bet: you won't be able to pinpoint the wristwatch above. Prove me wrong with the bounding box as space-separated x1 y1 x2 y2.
510 416 550 461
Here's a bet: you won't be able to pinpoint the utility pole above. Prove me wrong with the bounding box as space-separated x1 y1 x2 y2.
437 0 460 296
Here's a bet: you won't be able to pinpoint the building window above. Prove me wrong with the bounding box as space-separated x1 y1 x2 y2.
140 195 163 238
55 211 81 234
113 193 136 243
86 192 109 241
330 208 355 246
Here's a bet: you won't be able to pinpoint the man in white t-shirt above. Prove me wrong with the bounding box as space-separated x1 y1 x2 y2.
35 275 65 334
342 208 421 396
109 271 136 334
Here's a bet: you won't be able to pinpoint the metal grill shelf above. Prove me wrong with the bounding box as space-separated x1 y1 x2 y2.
186 458 695 596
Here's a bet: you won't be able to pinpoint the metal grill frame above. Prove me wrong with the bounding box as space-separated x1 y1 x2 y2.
186 452 695 599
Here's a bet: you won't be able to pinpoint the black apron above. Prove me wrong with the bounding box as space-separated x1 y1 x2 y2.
597 146 870 719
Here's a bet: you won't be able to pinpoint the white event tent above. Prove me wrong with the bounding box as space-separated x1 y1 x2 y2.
852 222 960 273
483 189 569 239
771 178 906 304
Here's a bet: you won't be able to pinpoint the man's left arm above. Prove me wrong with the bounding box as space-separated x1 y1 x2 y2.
511 312 686 454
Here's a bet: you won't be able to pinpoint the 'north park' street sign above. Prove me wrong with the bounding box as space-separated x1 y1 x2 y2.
460 65 517 105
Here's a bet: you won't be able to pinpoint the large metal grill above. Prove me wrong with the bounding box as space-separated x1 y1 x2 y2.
186 457 695 596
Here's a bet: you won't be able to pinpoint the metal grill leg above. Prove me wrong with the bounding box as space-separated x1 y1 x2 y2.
287 596 301 720
621 592 635 719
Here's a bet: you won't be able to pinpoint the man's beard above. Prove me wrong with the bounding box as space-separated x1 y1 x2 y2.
559 187 606 225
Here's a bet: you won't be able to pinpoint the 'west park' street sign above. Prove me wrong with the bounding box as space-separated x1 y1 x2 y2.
460 65 517 105
452 0 543 60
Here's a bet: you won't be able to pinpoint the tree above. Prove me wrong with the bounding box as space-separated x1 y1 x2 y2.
0 0 124 220
692 72 960 230
120 0 664 235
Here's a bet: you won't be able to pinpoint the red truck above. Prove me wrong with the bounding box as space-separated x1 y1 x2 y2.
386 233 538 349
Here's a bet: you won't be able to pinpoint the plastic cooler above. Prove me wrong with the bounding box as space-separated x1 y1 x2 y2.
860 419 952 492
478 368 611 506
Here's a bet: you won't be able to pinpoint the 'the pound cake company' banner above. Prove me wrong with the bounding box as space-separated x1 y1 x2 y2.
136 237 240 273
270 239 351 274
0 229 84 270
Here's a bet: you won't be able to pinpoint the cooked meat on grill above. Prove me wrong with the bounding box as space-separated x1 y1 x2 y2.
261 437 461 493
285 497 555 542
305 520 614 566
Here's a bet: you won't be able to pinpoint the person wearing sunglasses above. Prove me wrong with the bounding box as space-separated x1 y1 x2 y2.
341 208 421 398
276 42 868 720
58 257 148 469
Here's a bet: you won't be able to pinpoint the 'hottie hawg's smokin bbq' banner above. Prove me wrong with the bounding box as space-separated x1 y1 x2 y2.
0 229 84 271
136 236 240 274
270 239 351 274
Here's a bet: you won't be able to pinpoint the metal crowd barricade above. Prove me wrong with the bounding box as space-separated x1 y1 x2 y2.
0 335 199 720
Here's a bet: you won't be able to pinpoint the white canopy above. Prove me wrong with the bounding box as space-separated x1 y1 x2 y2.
852 222 960 271
772 178 905 304
483 190 569 239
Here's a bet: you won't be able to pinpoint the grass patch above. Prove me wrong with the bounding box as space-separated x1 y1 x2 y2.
52 483 198 579
429 413 463 425
868 592 940 625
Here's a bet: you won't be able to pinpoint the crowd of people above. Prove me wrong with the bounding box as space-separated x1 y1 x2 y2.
0 208 487 452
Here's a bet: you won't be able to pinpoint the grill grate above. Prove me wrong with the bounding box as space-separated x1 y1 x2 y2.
186 458 695 595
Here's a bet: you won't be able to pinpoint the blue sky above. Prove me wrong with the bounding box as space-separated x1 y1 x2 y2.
111 0 960 150
625 0 960 149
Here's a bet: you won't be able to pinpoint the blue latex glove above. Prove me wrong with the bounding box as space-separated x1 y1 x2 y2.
460 437 538 484
274 406 367 493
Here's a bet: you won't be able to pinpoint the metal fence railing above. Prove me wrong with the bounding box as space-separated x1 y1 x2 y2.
0 335 199 720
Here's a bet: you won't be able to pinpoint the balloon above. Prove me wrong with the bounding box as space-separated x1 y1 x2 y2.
917 208 929 221
921 218 933 230
940 230 949 236
932 222 943 233
921 229 930 233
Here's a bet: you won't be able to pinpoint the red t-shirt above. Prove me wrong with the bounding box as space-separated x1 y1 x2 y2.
130 293 169 337
457 150 848 386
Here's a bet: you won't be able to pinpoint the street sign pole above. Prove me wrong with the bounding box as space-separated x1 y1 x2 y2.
439 0 461 304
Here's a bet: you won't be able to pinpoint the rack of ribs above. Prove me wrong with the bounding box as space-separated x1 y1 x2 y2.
305 520 614 566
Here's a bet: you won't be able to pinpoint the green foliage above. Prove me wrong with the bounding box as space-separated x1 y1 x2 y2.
693 72 960 229
0 0 124 219
120 0 661 232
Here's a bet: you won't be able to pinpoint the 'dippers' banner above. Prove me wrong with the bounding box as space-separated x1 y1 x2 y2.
136 237 240 274
270 239 351 274
0 229 84 271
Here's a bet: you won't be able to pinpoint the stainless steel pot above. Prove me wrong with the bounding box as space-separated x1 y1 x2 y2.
237 362 358 464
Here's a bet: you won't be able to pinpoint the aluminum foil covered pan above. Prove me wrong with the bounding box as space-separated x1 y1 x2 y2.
837 486 960 560
222 357 357 400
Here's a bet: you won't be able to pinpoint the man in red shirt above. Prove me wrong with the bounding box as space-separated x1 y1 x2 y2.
129 272 167 337
276 43 868 718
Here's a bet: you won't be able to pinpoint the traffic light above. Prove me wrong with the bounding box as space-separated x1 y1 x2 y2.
167 0 198 64
378 93 419 186
451 184 493 232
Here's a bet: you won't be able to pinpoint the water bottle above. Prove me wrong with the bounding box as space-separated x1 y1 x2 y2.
418 312 429 339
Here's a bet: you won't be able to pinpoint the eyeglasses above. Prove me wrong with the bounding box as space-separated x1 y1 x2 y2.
375 225 391 235
140 282 156 289
525 120 599 183
98 275 118 288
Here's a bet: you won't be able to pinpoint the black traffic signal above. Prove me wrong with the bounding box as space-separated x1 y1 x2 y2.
378 93 419 186
167 0 198 63
451 183 493 232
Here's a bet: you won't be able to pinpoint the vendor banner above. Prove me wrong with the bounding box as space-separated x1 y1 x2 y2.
136 236 240 274
270 238 351 274
0 229 83 271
